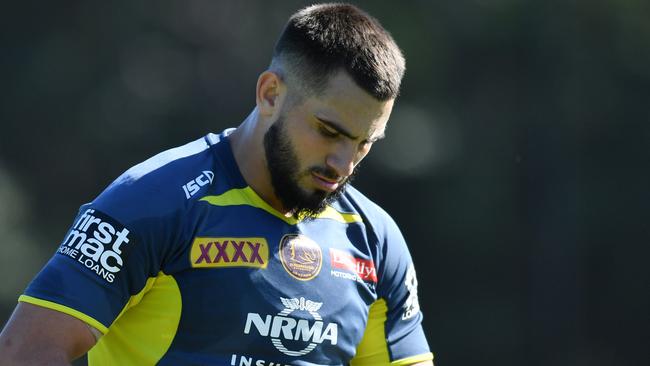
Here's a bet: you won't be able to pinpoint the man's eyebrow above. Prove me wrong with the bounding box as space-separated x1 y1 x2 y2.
316 116 385 142
316 117 358 140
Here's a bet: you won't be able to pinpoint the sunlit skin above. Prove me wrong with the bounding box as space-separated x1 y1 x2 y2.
229 68 393 217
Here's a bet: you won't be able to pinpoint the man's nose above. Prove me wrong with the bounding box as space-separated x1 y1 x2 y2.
326 143 357 178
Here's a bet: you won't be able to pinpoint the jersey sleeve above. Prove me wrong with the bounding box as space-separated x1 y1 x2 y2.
352 212 433 365
19 136 213 334
19 203 161 334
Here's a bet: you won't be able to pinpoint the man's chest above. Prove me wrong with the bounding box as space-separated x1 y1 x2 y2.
161 206 380 362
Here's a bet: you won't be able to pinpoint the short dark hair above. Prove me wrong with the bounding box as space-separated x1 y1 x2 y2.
272 3 405 101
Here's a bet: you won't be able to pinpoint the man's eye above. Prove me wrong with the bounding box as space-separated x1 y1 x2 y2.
359 140 373 151
319 125 339 138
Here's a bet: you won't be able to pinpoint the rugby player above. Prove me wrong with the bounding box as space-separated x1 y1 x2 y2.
0 3 434 365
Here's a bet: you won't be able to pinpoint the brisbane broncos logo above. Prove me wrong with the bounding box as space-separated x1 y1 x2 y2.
278 234 322 281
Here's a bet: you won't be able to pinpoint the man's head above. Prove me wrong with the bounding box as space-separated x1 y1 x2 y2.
257 3 405 218
271 3 405 101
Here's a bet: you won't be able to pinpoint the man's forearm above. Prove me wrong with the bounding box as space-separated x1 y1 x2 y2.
0 302 94 366
0 344 72 366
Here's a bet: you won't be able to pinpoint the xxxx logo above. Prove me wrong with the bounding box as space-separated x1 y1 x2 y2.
190 237 269 269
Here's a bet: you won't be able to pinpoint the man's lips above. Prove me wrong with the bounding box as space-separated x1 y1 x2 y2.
311 172 341 192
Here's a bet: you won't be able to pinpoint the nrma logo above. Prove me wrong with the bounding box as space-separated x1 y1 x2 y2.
57 208 132 283
244 297 338 357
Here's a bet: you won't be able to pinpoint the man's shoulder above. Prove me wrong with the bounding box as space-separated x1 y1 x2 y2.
119 133 220 183
340 185 397 230
92 132 230 221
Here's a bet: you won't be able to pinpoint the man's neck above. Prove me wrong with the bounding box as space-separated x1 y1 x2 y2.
228 110 290 216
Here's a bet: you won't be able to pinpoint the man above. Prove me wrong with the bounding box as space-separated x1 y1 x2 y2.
0 4 433 365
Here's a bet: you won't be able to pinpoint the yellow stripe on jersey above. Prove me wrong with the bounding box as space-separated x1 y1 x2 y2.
313 205 363 224
201 186 297 224
391 353 434 365
351 299 434 366
88 272 182 366
200 187 362 224
351 298 390 365
18 295 109 334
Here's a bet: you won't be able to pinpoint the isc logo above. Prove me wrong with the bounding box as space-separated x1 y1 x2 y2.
182 170 214 199
190 237 269 269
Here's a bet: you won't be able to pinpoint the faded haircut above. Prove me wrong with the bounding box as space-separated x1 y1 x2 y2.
271 3 405 101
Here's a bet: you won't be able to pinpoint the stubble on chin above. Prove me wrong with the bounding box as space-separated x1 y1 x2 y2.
263 118 356 219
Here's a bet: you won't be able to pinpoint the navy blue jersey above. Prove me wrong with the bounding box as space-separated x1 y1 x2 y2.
21 130 433 366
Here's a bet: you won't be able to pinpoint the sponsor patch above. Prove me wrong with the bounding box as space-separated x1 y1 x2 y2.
329 248 378 284
244 297 338 357
229 354 291 366
57 208 134 283
182 170 214 199
278 234 322 281
402 265 421 320
190 237 269 269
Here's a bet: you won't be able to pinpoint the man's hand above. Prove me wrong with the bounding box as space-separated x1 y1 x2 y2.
0 302 96 366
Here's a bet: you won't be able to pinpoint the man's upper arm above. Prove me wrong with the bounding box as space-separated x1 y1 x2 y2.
0 302 96 365
351 206 433 365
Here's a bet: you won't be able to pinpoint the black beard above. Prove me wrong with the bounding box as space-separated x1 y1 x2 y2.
263 118 356 219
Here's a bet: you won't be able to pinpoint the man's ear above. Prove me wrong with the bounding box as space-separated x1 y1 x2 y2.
256 71 286 119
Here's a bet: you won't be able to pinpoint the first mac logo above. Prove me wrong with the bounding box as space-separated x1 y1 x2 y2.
57 208 132 283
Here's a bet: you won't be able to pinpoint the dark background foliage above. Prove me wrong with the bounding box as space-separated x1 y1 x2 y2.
1 1 648 365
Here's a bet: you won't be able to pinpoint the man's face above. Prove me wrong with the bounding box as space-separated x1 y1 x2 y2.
263 117 346 217
263 70 394 218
